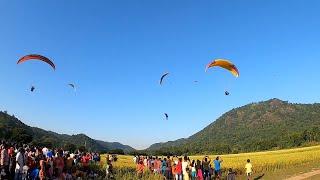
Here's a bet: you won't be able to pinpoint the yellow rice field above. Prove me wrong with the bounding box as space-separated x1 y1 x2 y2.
102 145 320 179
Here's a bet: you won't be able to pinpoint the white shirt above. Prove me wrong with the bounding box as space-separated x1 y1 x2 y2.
182 161 189 174
15 152 25 173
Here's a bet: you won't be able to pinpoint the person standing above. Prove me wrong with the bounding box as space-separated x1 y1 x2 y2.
1 144 9 179
55 150 65 176
196 159 203 180
166 156 172 179
245 159 253 180
162 158 167 177
136 160 145 178
15 148 25 180
190 160 197 180
227 168 236 180
133 155 137 164
176 158 183 180
214 156 223 180
172 163 177 180
182 156 190 180
202 156 211 180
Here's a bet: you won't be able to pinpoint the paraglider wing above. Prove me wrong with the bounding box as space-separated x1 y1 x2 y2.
164 113 168 120
68 83 77 92
225 91 230 96
17 54 56 70
205 59 239 77
68 83 75 89
159 72 169 85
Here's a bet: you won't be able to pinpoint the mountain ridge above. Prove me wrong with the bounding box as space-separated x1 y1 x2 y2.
0 111 135 153
147 98 320 154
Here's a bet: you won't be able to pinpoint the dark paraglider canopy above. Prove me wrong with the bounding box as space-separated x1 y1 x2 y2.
68 83 76 89
159 72 169 85
68 83 77 93
164 113 169 120
225 91 230 96
17 54 56 70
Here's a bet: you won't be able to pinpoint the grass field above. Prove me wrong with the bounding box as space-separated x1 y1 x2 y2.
102 145 320 179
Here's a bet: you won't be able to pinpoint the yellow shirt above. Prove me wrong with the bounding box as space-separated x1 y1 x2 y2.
245 163 252 173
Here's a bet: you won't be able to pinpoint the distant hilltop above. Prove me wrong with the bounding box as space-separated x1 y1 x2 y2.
147 98 320 155
0 111 135 153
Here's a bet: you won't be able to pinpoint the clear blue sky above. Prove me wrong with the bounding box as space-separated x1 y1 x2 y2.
1 0 320 149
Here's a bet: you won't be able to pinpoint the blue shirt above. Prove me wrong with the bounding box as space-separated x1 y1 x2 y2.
47 151 53 158
214 160 221 171
30 168 39 179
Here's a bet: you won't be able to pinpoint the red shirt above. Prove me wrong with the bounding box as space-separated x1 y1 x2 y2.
8 147 14 157
176 162 182 174
137 163 144 174
81 156 90 167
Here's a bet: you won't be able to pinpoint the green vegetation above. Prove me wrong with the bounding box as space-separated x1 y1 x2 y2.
0 111 135 153
147 99 320 155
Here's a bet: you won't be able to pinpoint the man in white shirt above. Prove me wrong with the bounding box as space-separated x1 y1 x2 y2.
15 148 25 180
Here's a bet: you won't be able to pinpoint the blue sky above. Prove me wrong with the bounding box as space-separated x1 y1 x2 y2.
1 0 320 149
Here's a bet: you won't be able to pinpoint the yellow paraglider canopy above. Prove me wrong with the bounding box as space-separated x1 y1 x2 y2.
205 59 239 77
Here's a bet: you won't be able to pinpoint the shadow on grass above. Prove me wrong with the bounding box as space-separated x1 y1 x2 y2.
254 173 265 180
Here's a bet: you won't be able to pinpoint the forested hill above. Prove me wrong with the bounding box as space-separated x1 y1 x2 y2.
147 99 320 155
0 111 135 153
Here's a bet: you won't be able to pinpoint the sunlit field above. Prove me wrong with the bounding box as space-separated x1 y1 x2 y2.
102 145 320 179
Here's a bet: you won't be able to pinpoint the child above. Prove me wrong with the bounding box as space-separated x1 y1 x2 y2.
172 163 177 179
136 160 145 178
227 168 236 180
191 161 197 180
245 159 253 180
106 160 113 179
197 168 203 180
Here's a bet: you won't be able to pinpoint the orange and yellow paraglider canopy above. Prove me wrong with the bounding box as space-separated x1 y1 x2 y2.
205 59 239 77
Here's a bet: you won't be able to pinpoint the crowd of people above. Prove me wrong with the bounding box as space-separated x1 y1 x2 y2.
0 141 102 180
0 140 254 180
134 155 253 180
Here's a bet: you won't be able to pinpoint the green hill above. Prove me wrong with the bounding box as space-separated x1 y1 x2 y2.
147 99 320 155
0 111 135 153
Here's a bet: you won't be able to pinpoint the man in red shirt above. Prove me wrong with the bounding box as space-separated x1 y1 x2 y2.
81 153 90 173
176 158 182 180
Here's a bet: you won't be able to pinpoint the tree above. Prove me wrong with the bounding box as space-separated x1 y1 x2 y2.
64 143 77 153
11 127 33 143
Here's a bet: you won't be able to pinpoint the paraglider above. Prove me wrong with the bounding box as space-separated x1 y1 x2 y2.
68 83 76 92
30 86 35 92
205 59 239 77
68 84 75 88
164 113 169 120
225 91 230 96
159 72 169 85
17 54 56 70
68 83 75 89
